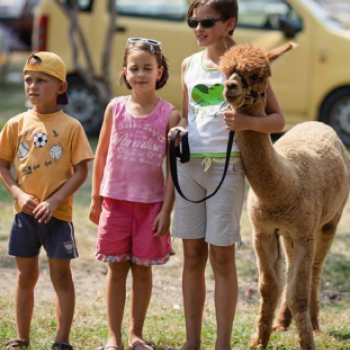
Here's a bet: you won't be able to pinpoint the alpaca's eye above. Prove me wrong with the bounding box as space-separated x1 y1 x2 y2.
250 74 259 81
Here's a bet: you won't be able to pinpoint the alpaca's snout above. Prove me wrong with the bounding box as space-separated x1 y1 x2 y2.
223 79 243 103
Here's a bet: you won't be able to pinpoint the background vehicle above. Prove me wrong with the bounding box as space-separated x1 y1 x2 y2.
0 0 39 50
32 0 350 146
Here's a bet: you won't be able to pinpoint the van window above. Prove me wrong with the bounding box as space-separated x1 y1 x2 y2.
115 0 187 21
65 0 93 12
237 0 302 31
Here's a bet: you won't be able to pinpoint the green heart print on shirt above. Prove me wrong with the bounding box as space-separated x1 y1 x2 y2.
192 84 225 106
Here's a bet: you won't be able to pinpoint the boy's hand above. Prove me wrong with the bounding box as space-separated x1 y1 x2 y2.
33 199 59 224
153 209 171 237
17 193 39 215
89 197 102 225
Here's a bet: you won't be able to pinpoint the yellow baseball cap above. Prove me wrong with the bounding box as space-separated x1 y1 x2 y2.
23 51 68 105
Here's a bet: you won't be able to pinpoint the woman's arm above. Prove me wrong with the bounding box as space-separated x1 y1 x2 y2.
153 109 181 237
168 57 190 140
89 101 114 225
224 82 285 133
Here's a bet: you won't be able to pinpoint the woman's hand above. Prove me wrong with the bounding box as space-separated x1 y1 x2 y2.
224 110 251 131
89 197 103 225
153 209 171 237
167 126 188 146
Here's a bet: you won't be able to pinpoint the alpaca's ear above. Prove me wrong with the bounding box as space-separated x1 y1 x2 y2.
267 42 297 63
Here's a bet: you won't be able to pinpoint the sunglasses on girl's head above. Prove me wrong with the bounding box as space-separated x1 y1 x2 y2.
187 17 224 29
126 37 162 50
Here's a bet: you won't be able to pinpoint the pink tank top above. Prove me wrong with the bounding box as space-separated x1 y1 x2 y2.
100 96 174 203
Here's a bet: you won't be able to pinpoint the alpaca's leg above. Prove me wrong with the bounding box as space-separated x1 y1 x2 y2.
311 216 339 332
273 236 293 331
287 236 316 350
250 230 283 349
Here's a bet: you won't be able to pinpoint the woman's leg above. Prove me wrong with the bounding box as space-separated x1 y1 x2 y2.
128 264 153 349
49 259 75 344
209 244 237 350
181 239 208 350
14 256 39 344
105 261 130 347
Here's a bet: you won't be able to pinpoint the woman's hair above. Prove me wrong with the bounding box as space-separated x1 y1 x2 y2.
188 0 239 36
118 41 169 90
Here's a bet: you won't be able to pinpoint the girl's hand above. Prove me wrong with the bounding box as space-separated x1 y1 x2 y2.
224 110 251 131
89 197 103 225
17 193 38 216
33 199 59 224
153 210 171 237
167 126 188 145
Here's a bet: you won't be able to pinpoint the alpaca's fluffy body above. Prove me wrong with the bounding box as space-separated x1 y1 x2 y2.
220 43 350 350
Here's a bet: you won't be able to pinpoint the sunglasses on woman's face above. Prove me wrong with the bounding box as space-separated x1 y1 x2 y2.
187 17 224 29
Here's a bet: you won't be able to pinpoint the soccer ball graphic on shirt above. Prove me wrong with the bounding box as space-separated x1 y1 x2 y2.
33 132 48 148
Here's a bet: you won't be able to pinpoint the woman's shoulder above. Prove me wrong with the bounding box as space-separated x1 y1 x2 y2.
110 95 128 106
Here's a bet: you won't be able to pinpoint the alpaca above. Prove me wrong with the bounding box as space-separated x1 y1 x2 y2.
219 42 350 350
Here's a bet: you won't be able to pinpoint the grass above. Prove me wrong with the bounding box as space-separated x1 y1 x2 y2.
1 58 350 349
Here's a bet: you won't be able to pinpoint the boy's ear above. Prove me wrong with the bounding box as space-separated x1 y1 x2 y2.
59 81 68 94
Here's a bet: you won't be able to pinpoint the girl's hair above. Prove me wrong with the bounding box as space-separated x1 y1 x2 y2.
119 41 169 90
188 0 239 36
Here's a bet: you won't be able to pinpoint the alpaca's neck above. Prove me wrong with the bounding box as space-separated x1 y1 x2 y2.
236 105 296 204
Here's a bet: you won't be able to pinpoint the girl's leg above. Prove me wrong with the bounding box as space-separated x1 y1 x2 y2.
128 264 153 349
209 244 237 350
181 239 208 350
49 259 75 344
15 256 39 344
106 261 130 347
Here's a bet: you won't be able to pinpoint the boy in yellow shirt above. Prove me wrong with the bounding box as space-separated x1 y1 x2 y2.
0 52 94 350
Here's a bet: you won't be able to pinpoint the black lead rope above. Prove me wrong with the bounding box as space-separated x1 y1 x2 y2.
169 129 235 203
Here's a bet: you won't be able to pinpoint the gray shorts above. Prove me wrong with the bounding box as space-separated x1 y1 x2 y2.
8 212 78 259
172 157 245 246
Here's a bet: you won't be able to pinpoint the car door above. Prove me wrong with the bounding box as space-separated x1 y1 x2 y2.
234 0 312 123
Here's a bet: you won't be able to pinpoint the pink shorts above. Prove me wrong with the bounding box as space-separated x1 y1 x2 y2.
96 198 172 266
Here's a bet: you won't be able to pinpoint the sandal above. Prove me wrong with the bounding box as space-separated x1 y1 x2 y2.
51 342 74 350
97 346 124 350
5 339 29 349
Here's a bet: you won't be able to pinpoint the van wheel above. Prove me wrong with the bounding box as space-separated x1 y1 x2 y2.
63 75 105 136
320 87 350 146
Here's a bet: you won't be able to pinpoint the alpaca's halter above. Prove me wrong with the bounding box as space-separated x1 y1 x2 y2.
233 70 266 106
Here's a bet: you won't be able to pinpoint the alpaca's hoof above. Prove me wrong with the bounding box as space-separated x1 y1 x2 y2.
313 327 322 335
249 336 266 349
272 323 288 332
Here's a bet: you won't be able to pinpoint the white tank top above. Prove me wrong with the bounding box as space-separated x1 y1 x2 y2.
185 51 240 157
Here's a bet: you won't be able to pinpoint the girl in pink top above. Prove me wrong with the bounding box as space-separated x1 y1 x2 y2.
89 38 180 350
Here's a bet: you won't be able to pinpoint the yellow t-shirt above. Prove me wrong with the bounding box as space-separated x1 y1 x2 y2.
0 109 94 221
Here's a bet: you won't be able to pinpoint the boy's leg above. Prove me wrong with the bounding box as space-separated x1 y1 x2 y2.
106 261 130 347
128 264 153 349
15 256 39 344
48 259 75 344
209 245 237 350
181 239 208 350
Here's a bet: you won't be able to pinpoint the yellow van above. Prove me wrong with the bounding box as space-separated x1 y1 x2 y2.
32 0 350 146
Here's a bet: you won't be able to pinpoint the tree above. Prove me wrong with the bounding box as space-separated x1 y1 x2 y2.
53 0 117 134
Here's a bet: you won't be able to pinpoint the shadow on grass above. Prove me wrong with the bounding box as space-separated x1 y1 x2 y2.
329 330 350 341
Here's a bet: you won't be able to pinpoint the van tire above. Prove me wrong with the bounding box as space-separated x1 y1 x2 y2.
320 86 350 146
63 75 105 136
